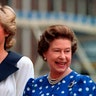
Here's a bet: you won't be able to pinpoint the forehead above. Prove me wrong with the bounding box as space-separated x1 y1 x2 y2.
49 38 71 48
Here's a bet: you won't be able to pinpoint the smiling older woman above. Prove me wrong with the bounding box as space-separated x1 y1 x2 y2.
23 25 96 96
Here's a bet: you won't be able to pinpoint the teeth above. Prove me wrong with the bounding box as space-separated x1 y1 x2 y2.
55 61 65 65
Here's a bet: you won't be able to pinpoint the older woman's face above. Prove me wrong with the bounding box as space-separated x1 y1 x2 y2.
43 38 72 75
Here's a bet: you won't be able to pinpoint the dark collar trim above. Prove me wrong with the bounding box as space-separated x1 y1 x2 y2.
0 51 23 82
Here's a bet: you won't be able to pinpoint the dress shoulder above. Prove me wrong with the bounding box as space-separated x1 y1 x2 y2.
23 78 34 96
18 56 33 66
69 72 96 96
75 73 96 86
23 75 48 96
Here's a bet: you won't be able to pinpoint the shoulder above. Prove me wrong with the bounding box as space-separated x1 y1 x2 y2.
23 76 45 89
26 75 47 86
73 72 96 91
25 78 34 87
75 73 96 85
68 72 96 95
16 56 34 78
23 78 34 96
17 56 34 69
18 56 33 64
24 75 47 89
34 75 47 83
9 51 33 66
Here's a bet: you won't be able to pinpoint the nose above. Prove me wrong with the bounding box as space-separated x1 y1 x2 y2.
59 51 66 59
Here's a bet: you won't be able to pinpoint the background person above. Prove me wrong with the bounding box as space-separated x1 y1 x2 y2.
23 25 96 96
0 5 34 96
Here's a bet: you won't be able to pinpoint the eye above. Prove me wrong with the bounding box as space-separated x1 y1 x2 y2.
53 49 60 52
65 49 71 53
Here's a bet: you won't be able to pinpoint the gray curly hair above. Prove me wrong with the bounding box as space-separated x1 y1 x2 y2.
0 5 16 49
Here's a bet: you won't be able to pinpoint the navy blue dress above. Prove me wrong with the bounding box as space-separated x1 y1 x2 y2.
23 71 96 96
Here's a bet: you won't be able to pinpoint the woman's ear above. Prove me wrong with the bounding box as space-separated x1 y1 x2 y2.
43 53 47 61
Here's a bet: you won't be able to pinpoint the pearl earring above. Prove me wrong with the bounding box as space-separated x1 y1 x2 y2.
44 57 47 61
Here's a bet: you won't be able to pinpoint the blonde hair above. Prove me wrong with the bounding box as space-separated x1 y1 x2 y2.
0 5 16 49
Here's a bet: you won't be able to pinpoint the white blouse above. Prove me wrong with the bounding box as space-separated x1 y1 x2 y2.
0 52 34 96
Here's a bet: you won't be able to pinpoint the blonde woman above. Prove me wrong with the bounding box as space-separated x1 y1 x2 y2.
0 5 34 96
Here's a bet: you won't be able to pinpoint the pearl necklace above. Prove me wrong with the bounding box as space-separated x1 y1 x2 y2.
47 73 65 85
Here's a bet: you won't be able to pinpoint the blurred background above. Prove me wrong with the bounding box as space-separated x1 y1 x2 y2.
1 0 96 81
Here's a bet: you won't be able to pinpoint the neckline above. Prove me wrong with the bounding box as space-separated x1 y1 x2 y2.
47 71 75 85
0 51 22 82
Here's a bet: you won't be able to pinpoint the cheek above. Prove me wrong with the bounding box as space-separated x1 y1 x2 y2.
66 54 72 62
68 56 72 64
46 53 57 64
69 54 72 59
46 54 55 61
48 54 58 61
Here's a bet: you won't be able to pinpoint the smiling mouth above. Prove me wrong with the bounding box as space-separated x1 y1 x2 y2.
55 61 66 65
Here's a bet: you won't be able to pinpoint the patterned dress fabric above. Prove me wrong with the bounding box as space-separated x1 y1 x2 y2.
23 71 96 96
